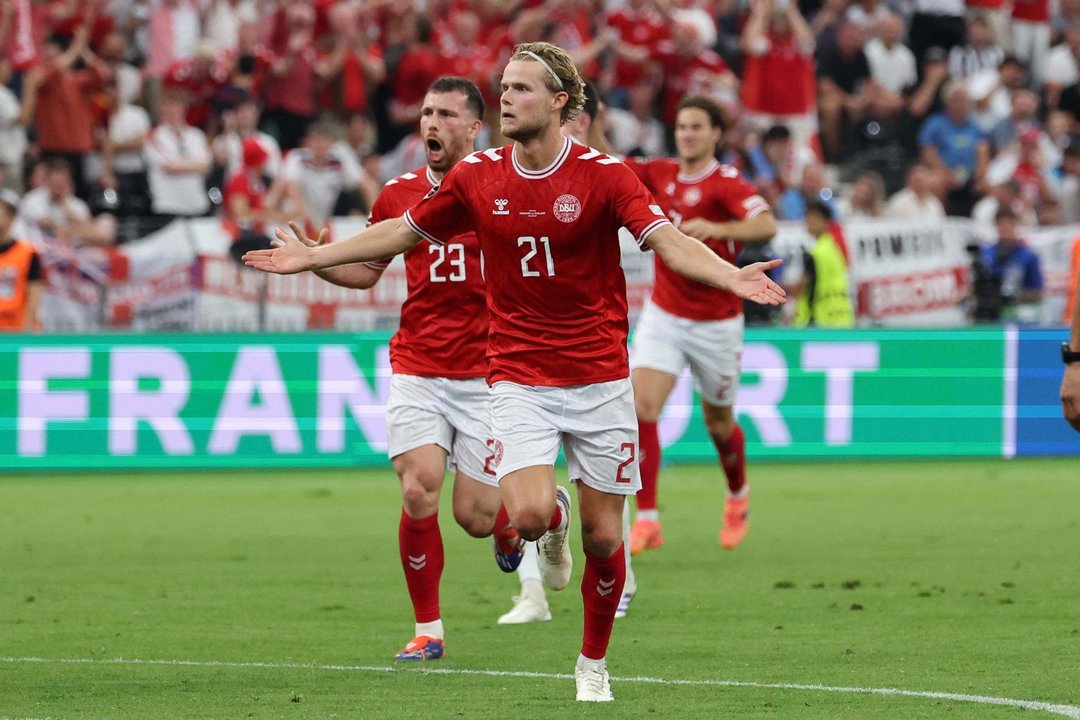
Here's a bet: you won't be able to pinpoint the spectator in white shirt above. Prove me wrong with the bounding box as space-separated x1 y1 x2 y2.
212 94 282 177
95 79 152 214
145 90 212 217
865 14 918 95
0 58 28 192
605 82 666 158
885 163 946 220
276 119 376 230
18 158 115 245
1045 20 1080 110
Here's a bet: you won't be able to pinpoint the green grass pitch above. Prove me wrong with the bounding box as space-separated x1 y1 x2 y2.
1 459 1079 719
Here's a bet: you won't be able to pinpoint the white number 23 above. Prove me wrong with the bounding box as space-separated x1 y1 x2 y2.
429 243 466 282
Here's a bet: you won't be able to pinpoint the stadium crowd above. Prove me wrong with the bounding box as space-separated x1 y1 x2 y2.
1 0 1079 266
1 0 1079 231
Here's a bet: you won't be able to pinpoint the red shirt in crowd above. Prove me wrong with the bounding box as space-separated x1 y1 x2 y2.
1011 0 1049 21
319 44 383 115
605 6 669 89
392 46 442 111
33 61 104 153
629 158 770 321
262 45 319 117
741 31 816 116
656 46 731 125
163 58 229 129
404 139 672 387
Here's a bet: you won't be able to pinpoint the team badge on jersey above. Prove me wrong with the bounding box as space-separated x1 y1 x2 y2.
553 194 582 223
684 187 702 206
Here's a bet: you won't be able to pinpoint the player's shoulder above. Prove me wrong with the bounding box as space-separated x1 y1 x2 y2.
383 166 435 189
704 162 752 187
459 145 513 170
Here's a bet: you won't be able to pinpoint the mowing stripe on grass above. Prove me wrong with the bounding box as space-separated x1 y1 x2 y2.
2 656 1079 718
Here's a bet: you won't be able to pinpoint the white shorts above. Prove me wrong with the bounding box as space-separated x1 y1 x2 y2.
630 300 744 407
488 379 640 495
385 374 496 487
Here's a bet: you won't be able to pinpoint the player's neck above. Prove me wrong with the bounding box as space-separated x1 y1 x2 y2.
679 154 715 178
512 130 566 171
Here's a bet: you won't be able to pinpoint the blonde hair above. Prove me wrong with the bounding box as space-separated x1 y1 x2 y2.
510 42 586 125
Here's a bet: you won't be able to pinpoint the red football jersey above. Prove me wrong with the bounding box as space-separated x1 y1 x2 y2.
367 166 488 379
1011 0 1049 21
404 138 672 387
630 158 770 321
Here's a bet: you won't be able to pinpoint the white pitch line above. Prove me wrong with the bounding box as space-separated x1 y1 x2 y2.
2 656 1079 719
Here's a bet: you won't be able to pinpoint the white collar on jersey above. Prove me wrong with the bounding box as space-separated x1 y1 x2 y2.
425 166 440 187
511 136 572 180
677 159 720 185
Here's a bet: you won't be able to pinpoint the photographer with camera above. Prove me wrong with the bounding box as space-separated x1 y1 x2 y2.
969 206 1043 323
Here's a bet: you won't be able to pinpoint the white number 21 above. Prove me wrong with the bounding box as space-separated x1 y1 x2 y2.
518 236 555 278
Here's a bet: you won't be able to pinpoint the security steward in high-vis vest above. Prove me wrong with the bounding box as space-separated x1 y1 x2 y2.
794 200 854 328
0 191 43 332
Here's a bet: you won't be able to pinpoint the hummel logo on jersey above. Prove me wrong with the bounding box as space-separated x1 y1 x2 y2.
596 578 616 597
408 554 427 571
493 198 510 215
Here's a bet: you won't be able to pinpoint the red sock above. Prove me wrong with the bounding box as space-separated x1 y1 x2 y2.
548 503 563 532
637 419 660 512
494 503 510 535
712 423 747 495
580 544 626 660
398 509 444 623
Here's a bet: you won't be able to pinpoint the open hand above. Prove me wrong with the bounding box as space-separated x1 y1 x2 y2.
730 259 786 305
242 222 323 274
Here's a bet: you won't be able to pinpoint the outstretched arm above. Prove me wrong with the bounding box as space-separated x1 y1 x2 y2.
243 218 421 274
646 224 785 305
288 226 387 289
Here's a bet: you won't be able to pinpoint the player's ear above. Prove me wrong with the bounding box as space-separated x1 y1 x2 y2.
551 91 569 115
468 119 483 141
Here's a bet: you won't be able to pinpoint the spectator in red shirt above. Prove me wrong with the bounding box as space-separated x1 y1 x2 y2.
1 0 38 72
740 0 818 155
21 26 108 200
386 14 441 151
261 2 322 151
655 20 737 130
604 0 671 107
164 41 229 132
439 11 497 106
317 2 385 118
225 136 285 263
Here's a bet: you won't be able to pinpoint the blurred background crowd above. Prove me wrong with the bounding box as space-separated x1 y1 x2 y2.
1 0 1079 314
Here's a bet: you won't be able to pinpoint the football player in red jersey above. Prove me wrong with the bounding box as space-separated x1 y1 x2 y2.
625 96 778 554
288 77 549 661
245 42 785 702
559 81 637 621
